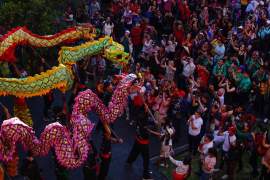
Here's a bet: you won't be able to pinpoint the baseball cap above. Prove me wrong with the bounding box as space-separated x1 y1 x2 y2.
238 26 244 30
239 65 245 71
229 126 237 133
177 91 186 96
125 30 130 34
252 51 259 56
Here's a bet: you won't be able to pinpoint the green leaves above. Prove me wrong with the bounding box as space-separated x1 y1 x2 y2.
0 0 70 35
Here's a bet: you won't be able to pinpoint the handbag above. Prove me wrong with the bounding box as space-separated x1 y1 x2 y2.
97 69 104 76
174 111 182 119
134 95 143 106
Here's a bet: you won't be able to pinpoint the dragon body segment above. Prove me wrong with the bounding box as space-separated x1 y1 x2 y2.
0 64 73 98
0 26 97 62
0 74 136 169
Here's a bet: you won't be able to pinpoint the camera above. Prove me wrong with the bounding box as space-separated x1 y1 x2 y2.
189 75 193 79
160 92 163 95
171 100 177 104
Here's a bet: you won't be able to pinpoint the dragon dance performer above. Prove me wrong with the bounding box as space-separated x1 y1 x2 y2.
51 148 69 180
82 138 99 180
126 104 158 180
19 151 44 180
97 123 123 180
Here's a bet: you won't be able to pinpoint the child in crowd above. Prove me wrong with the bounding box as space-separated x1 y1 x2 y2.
166 153 192 180
149 128 174 168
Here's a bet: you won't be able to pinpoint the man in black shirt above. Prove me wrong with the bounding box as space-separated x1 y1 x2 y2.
51 148 69 180
96 82 114 130
52 96 67 126
97 123 123 180
67 83 78 128
126 105 157 180
83 138 99 180
76 58 94 93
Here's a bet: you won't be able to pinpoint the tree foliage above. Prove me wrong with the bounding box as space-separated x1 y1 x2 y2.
0 0 75 63
0 0 71 35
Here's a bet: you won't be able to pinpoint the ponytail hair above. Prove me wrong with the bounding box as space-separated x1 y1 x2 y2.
183 155 192 179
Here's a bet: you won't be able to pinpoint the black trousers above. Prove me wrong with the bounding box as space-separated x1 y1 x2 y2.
43 94 53 118
55 169 69 180
83 165 96 180
126 140 150 178
249 148 261 172
219 149 228 170
213 78 220 91
201 116 208 136
172 115 182 141
259 164 270 180
188 133 201 156
97 155 112 180
237 157 243 170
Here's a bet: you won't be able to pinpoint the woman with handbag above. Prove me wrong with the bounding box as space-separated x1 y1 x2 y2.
153 90 171 133
91 54 106 85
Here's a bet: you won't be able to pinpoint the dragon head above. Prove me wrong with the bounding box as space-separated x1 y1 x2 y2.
104 41 131 69
77 23 100 40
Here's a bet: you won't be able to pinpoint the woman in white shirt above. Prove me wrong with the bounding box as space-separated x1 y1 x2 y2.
186 108 204 158
103 17 114 36
142 34 152 53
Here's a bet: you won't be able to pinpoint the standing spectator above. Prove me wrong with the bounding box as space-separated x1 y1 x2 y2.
172 91 188 143
131 21 142 59
214 126 236 172
132 8 143 27
90 0 100 16
236 71 251 105
142 33 152 53
214 40 226 60
119 0 131 14
83 2 89 23
120 30 132 53
107 2 118 20
179 57 196 89
123 5 133 30
64 6 73 25
167 154 192 180
173 21 184 50
91 11 103 29
91 54 106 84
222 139 243 180
213 59 226 91
102 17 114 36
186 109 204 159
196 133 214 176
131 0 141 13
153 90 171 133
200 148 217 180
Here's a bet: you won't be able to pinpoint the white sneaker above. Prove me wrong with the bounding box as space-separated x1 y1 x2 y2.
160 164 164 166
214 169 221 172
264 118 268 123
222 174 228 179
130 120 135 125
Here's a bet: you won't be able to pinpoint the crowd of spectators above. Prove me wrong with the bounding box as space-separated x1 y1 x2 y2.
2 0 270 179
